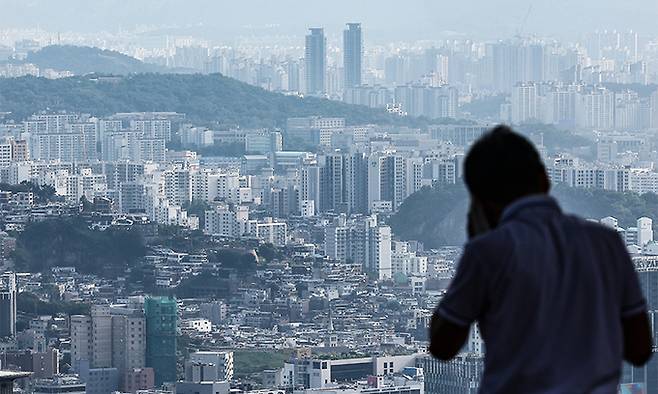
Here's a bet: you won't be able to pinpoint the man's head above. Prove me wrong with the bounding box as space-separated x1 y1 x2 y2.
464 125 550 225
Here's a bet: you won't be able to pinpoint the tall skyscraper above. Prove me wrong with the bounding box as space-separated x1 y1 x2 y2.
343 23 362 89
0 272 17 338
145 296 178 386
305 28 326 95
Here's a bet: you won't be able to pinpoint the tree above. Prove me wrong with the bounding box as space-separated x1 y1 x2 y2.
183 199 211 228
17 292 90 316
79 196 93 212
209 249 258 273
0 181 60 204
257 243 278 262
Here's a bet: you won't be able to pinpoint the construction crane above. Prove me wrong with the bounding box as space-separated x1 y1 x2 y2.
516 4 533 39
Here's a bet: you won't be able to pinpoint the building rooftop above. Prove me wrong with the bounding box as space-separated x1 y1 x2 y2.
0 370 32 381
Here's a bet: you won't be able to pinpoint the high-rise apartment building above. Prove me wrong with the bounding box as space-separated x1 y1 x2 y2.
637 217 654 247
543 87 577 127
131 119 172 142
29 132 86 162
145 296 178 386
343 85 393 108
511 82 539 124
324 215 392 280
0 272 17 338
431 125 490 147
367 153 407 211
68 122 99 161
546 158 629 192
300 164 321 215
70 315 93 369
251 218 288 246
102 131 166 163
575 87 615 130
204 204 250 238
305 28 326 95
394 84 458 119
488 41 545 93
369 224 392 280
319 153 368 214
343 23 362 89
164 167 193 206
0 139 18 163
110 305 148 379
70 300 147 392
391 241 428 277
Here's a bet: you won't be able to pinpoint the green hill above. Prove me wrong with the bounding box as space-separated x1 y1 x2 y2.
24 45 165 75
12 217 146 277
390 183 658 248
0 73 468 128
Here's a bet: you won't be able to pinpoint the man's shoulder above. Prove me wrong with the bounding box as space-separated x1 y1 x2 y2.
466 212 624 255
562 213 624 241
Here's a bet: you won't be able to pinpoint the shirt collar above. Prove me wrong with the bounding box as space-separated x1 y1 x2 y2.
500 194 561 223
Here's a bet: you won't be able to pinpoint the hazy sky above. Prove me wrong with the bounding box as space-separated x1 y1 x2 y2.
1 0 657 40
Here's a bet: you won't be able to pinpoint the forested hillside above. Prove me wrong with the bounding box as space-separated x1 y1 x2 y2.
0 73 469 128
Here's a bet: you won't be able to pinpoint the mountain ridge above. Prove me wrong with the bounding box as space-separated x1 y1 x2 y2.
22 45 167 75
0 72 468 128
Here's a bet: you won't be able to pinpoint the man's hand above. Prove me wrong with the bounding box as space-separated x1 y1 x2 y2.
622 312 653 366
428 312 470 360
467 198 491 239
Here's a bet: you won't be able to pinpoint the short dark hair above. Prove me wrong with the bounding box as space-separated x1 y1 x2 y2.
463 125 548 205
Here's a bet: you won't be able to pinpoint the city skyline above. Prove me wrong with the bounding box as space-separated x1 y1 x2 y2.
1 2 658 393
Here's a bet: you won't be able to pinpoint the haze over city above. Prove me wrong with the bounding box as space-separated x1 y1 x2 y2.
1 1 658 393
2 0 658 39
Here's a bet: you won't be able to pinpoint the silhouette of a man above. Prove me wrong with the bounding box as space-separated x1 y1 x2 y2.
429 125 652 393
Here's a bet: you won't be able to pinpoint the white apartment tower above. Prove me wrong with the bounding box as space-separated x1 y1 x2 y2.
511 82 539 124
637 217 653 247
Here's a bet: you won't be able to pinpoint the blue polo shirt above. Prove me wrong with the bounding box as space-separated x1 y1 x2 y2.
437 195 647 393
